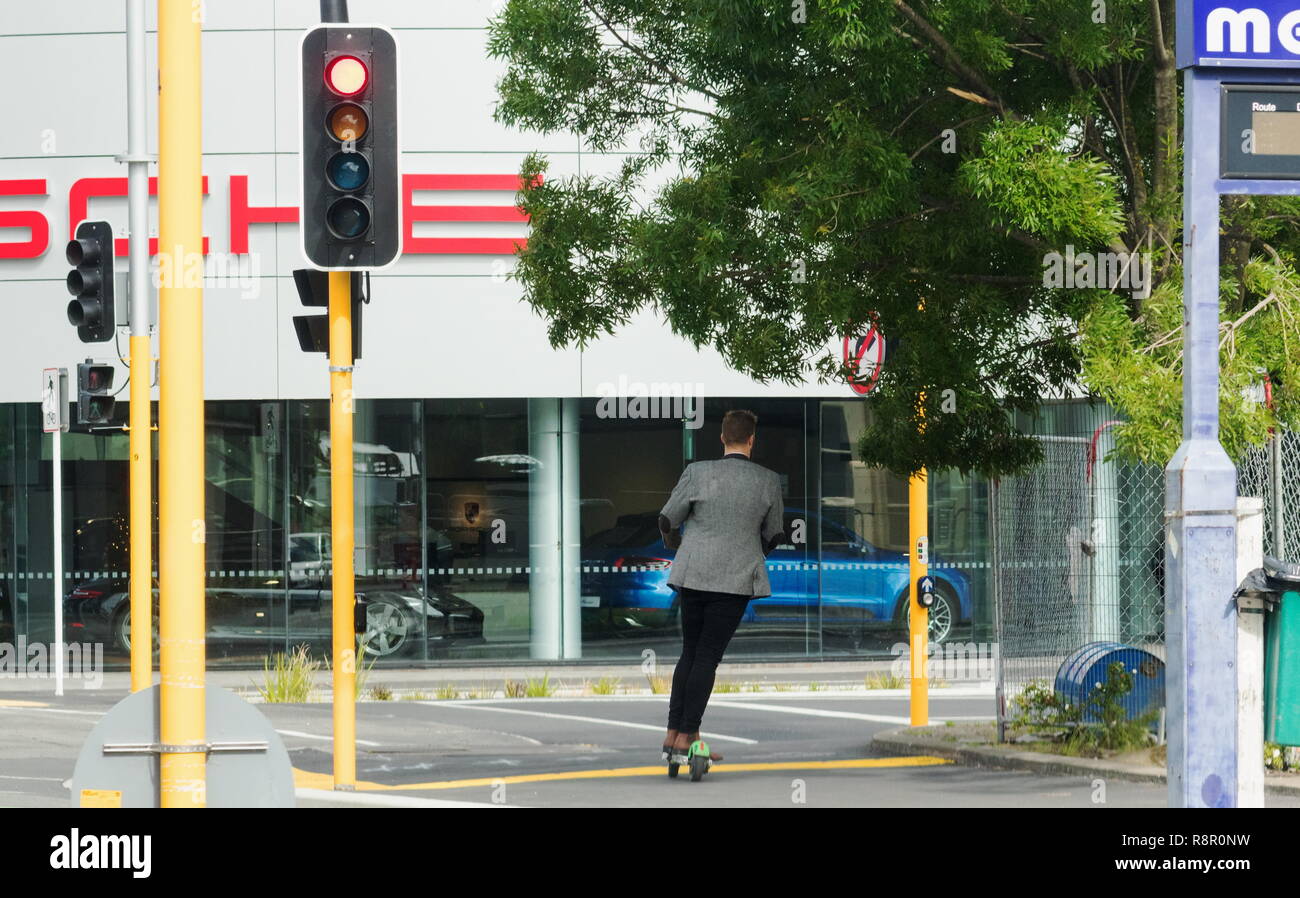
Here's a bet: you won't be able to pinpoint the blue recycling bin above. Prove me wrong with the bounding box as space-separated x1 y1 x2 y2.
1054 641 1165 726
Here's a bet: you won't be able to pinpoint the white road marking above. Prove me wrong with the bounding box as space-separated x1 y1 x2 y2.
0 706 103 716
277 729 381 748
415 702 758 745
712 700 931 725
405 687 994 704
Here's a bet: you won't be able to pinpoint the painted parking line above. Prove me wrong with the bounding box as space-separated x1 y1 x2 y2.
415 701 759 745
0 699 50 708
293 755 952 793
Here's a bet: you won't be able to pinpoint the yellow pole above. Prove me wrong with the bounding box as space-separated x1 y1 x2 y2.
157 0 206 807
329 271 357 790
908 465 929 726
128 334 151 693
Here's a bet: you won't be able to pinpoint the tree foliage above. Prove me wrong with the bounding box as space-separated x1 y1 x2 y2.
488 0 1300 477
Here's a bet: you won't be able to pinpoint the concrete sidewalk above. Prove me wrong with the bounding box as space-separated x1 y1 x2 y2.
871 724 1300 797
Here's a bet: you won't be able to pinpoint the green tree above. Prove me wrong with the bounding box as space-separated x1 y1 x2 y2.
488 0 1300 477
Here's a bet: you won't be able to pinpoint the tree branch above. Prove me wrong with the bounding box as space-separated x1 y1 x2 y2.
893 1 1021 121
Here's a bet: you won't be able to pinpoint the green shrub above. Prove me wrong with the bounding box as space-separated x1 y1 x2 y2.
1010 661 1158 756
255 644 320 703
524 672 556 697
866 672 905 690
588 677 619 695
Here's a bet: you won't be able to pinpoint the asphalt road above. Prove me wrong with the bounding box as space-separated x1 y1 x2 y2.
6 685 1293 808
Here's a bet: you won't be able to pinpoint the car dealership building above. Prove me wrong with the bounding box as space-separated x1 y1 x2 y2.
0 2 1132 668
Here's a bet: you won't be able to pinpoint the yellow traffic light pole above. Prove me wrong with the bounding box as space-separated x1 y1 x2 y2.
128 344 151 694
125 0 152 695
329 271 357 790
157 0 206 806
908 465 929 726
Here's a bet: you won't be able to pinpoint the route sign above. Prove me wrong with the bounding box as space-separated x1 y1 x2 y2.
1222 83 1300 177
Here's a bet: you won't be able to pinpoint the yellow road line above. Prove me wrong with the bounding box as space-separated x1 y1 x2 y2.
293 755 951 793
0 699 50 708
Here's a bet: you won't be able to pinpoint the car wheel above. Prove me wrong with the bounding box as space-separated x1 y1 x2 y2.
113 606 160 657
897 586 959 646
358 597 413 658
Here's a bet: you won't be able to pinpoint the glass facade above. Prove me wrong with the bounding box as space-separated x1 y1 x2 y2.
0 397 995 667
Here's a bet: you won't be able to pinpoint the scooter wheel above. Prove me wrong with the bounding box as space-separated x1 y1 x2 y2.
667 762 680 778
689 755 707 782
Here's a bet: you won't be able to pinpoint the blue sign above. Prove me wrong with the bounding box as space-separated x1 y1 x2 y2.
919 576 934 594
1180 1 1300 68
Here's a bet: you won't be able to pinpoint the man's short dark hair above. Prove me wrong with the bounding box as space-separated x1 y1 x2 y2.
722 409 757 445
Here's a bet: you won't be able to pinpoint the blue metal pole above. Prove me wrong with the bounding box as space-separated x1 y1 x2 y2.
1164 67 1240 808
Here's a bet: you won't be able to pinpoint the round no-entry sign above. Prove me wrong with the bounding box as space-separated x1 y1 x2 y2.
843 324 886 395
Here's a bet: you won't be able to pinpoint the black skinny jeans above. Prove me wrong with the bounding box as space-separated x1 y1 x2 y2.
666 587 749 735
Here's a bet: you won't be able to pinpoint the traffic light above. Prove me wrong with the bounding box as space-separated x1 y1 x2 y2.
65 221 115 342
299 25 400 270
292 268 366 359
76 360 115 425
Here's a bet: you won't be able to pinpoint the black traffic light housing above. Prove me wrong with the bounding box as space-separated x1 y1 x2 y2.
66 221 115 342
299 25 400 270
76 360 116 425
292 268 366 359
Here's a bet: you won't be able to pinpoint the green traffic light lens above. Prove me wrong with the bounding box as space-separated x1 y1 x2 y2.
326 152 370 191
326 197 370 240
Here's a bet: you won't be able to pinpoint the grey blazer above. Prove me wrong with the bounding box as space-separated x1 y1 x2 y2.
658 455 785 599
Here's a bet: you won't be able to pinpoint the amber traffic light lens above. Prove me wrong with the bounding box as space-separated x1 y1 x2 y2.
325 55 368 96
328 103 368 142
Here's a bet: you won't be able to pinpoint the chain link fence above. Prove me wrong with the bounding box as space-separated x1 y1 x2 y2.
1238 431 1300 563
991 426 1165 733
992 417 1295 738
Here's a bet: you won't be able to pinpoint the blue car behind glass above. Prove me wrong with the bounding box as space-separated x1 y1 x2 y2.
580 508 972 645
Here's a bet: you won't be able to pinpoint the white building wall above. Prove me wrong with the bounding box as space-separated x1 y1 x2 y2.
0 1 851 404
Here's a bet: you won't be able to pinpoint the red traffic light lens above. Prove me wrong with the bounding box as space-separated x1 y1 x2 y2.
325 55 368 96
